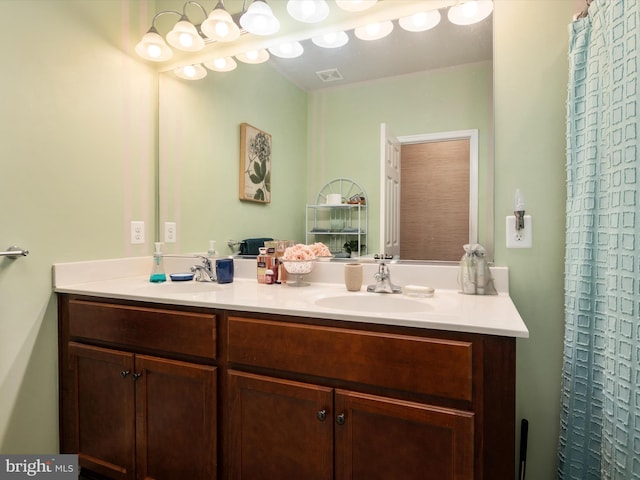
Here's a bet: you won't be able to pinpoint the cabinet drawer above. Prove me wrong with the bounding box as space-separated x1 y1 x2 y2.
68 299 216 360
228 316 472 402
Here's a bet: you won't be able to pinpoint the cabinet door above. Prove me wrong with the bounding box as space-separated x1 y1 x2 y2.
335 390 474 480
227 370 333 480
68 342 136 480
135 355 217 480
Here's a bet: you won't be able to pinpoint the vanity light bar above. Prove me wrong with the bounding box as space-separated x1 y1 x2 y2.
156 0 493 81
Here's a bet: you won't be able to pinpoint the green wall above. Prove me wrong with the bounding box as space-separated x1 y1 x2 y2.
0 0 156 453
159 63 308 253
495 2 573 478
307 61 493 254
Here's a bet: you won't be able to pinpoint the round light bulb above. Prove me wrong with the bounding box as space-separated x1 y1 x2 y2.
399 10 441 32
147 45 162 58
246 50 259 61
301 0 316 17
215 21 229 37
174 64 207 80
179 32 194 48
463 1 479 18
366 23 381 36
324 32 336 43
183 65 196 77
253 15 267 31
281 43 293 54
447 0 493 25
412 12 428 27
204 56 237 72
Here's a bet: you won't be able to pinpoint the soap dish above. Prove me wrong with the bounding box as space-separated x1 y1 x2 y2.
402 285 435 298
170 273 194 282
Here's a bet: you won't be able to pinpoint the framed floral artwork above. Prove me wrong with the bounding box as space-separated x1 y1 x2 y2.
239 123 271 203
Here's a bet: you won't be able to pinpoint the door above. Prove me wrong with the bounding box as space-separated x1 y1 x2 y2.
135 355 217 480
227 370 334 480
380 123 401 257
334 389 474 480
68 342 136 480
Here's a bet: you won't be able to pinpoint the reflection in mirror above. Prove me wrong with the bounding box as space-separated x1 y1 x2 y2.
157 1 493 261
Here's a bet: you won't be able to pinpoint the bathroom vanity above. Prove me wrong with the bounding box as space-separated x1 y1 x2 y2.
55 258 528 480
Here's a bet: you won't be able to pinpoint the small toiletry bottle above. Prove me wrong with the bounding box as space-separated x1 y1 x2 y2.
276 240 287 284
265 268 275 285
257 247 271 283
207 240 217 259
149 242 167 283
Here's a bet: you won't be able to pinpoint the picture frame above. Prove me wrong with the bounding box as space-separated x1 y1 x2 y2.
239 123 272 203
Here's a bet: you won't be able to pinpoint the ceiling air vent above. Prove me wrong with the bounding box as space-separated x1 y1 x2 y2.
316 68 344 82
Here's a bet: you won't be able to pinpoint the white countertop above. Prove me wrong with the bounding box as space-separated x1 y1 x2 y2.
53 257 529 338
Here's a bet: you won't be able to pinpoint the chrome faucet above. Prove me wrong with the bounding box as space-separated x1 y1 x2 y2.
191 256 217 282
367 259 401 294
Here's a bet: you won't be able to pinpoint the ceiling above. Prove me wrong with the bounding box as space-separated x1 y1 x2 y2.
155 0 493 91
268 11 493 91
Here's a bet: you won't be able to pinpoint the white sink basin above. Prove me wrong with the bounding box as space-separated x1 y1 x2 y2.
314 293 431 313
132 281 218 295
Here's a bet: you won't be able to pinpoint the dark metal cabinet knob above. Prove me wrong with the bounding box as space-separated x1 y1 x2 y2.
336 413 346 425
120 370 130 378
317 409 327 422
132 372 143 381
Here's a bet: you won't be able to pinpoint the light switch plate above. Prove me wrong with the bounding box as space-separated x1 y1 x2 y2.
506 215 532 248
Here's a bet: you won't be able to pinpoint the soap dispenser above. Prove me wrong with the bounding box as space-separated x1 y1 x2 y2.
207 240 217 259
149 242 167 283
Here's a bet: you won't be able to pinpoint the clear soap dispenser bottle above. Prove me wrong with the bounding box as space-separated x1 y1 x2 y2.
149 242 167 283
207 240 217 259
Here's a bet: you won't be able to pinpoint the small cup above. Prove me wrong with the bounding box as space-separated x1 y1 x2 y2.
344 263 363 292
326 193 342 205
216 258 234 284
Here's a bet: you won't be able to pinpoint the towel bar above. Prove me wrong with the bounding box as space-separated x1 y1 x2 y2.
0 246 29 259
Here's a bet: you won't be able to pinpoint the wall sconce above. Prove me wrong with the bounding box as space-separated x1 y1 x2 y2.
506 189 533 248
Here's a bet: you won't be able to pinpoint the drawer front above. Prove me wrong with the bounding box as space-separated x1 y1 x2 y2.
228 316 473 402
68 300 216 359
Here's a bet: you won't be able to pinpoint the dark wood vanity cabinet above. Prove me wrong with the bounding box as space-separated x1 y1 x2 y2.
225 315 515 480
59 295 516 480
227 370 474 480
58 296 217 480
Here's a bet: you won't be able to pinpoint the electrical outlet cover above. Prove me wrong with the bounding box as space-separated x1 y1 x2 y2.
131 221 145 244
506 215 532 248
164 222 177 243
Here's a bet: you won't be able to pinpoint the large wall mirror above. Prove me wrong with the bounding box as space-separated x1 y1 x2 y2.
157 0 493 261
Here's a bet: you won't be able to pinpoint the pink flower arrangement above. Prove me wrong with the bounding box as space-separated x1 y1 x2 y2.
283 242 331 260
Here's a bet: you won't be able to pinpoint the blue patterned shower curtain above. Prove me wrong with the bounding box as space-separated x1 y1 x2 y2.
559 0 640 478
